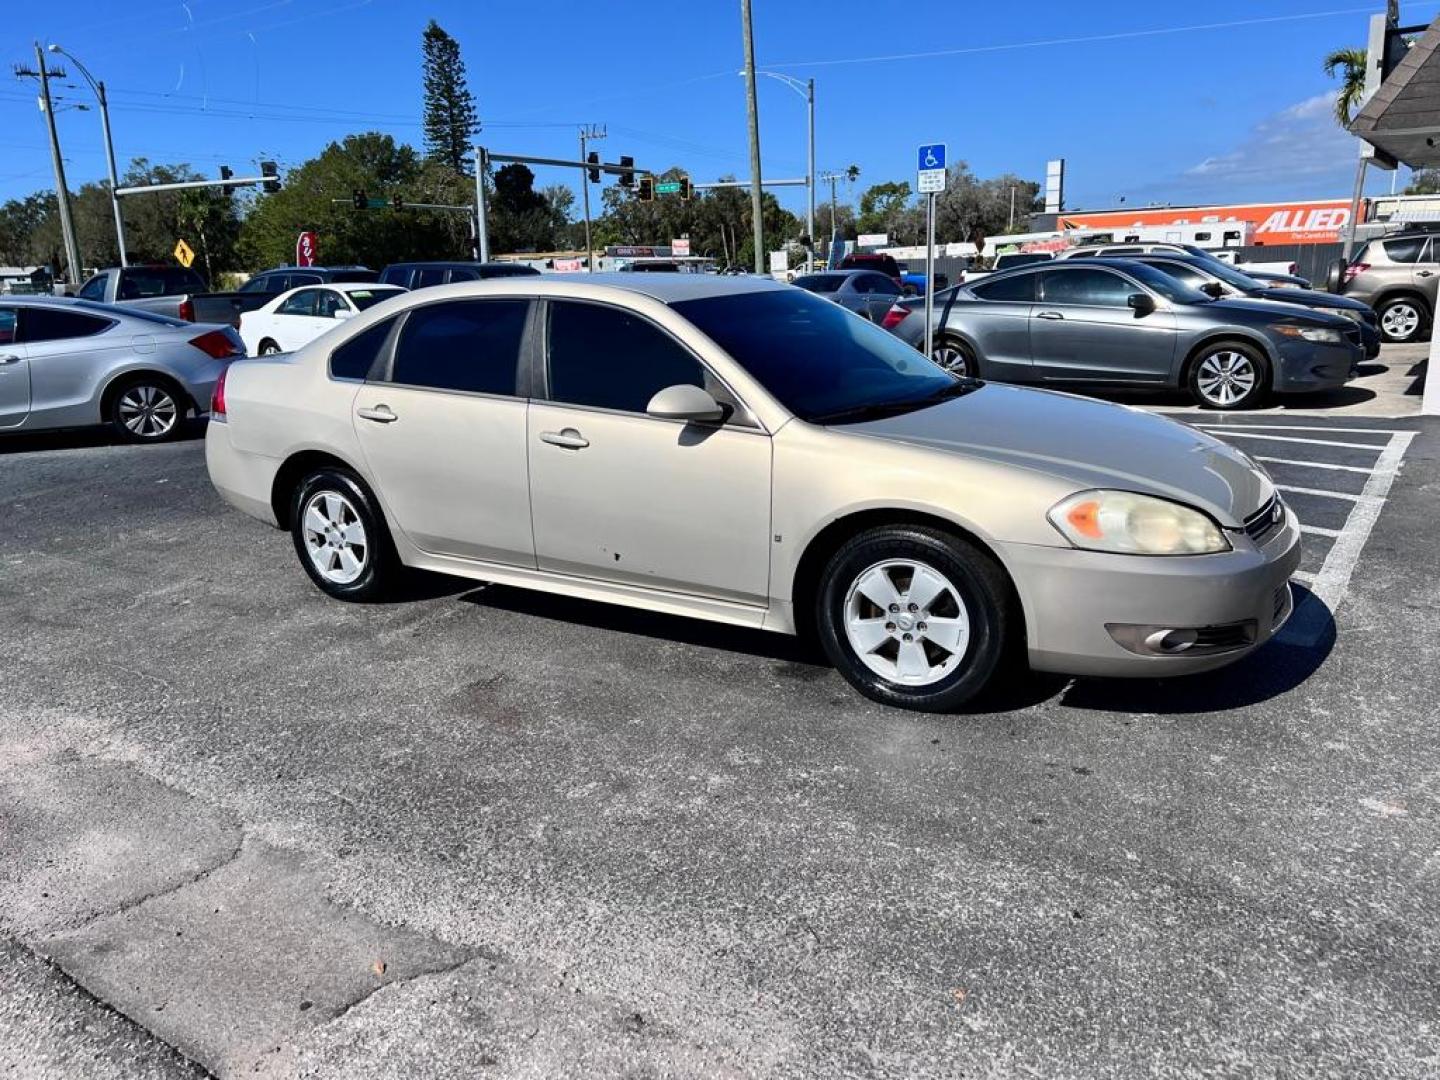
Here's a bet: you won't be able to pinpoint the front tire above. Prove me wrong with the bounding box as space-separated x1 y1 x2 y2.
816 526 1015 712
290 468 397 601
109 376 185 443
1188 341 1268 410
1376 296 1426 343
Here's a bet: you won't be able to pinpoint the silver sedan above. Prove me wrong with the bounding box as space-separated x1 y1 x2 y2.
0 297 243 442
206 274 1299 712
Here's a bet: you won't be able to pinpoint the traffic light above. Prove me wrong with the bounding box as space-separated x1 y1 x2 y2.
618 155 635 188
261 161 281 194
220 165 235 196
586 151 600 184
352 189 367 210
637 175 654 202
679 176 692 201
390 194 405 211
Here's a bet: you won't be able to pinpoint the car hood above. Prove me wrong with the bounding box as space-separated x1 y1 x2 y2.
1252 288 1370 313
1203 296 1347 325
843 383 1272 527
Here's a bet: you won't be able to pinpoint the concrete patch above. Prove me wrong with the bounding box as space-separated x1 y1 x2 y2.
0 757 243 938
40 840 469 1077
0 936 202 1080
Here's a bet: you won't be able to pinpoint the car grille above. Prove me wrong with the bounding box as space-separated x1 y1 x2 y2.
1243 494 1285 546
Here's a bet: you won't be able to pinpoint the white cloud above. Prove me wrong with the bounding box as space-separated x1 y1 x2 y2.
1182 94 1354 185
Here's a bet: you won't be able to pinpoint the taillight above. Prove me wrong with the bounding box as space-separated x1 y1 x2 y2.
189 329 242 360
210 365 227 418
881 304 909 331
1343 262 1369 282
178 298 195 321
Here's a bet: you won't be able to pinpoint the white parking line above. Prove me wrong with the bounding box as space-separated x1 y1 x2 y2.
1195 424 1408 436
1299 524 1342 538
1277 485 1361 501
1254 456 1375 474
1202 431 1388 451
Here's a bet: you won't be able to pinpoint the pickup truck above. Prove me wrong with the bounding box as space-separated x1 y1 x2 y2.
74 266 265 327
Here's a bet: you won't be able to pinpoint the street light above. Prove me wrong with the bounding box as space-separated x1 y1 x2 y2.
744 70 816 272
49 43 127 266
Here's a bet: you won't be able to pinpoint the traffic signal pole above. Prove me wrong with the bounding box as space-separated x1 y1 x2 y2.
579 125 605 273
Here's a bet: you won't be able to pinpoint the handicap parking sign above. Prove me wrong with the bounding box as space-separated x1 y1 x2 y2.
918 143 946 171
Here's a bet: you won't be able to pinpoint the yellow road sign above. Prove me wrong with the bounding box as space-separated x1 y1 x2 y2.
173 239 195 268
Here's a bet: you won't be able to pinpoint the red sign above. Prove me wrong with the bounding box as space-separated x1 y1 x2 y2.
1060 199 1356 245
295 231 318 267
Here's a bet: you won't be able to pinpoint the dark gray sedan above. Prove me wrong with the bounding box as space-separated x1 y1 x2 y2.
885 258 1363 410
792 269 903 322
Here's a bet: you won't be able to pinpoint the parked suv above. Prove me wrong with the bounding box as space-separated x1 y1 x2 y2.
1339 232 1438 343
883 258 1361 410
839 252 903 285
378 261 540 291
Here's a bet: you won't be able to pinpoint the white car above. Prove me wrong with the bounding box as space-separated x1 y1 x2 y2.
239 283 404 356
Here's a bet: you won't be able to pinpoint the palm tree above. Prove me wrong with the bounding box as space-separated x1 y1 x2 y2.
1324 47 1369 126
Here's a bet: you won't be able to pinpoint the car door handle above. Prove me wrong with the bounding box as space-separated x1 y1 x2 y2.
356 405 398 423
540 428 589 450
1418 270 1435 278
1036 310 1064 320
0 354 20 365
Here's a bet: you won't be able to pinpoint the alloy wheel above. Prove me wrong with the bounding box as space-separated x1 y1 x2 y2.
117 385 179 439
843 559 971 686
301 490 369 585
931 342 972 377
1195 350 1257 407
1381 301 1421 341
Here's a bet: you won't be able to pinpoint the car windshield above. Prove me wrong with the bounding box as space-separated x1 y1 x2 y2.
346 288 399 311
72 299 187 327
672 288 970 424
1113 262 1211 305
792 274 847 292
1194 259 1266 291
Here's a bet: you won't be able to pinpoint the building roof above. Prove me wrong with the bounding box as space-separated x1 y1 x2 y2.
1351 15 1440 168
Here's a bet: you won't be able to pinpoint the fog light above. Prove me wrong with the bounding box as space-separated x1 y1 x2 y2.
1144 628 1198 654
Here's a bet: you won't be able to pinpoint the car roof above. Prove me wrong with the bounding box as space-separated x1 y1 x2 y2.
320 281 403 292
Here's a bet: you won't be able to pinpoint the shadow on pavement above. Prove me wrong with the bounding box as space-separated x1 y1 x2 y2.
1058 584 1336 714
0 419 207 455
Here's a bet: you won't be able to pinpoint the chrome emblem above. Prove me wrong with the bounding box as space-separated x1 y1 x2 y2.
1271 501 1284 525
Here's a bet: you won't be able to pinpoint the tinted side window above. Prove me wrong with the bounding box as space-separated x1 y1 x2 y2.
972 273 1036 302
316 290 349 318
548 302 703 414
378 267 409 288
1040 268 1133 307
77 274 108 302
446 267 480 282
1383 237 1426 264
21 307 112 342
238 276 269 294
330 317 395 380
278 289 321 316
391 299 527 395
290 273 323 288
0 308 15 345
413 267 446 288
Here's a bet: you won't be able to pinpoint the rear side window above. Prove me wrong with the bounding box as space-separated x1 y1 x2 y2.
378 267 410 288
793 274 846 292
21 307 112 342
971 273 1036 302
547 301 703 413
330 317 395 381
1382 237 1426 263
391 299 528 395
447 267 480 282
77 274 108 301
118 267 204 299
413 267 446 289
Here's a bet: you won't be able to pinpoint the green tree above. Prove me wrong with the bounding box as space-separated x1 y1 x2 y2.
1405 167 1440 194
1324 47 1369 126
237 133 472 270
933 165 1040 252
422 20 479 174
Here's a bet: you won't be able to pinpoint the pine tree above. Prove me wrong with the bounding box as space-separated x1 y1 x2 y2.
422 20 479 174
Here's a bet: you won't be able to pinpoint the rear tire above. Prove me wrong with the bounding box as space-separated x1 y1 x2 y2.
259 339 283 356
1376 296 1427 343
108 375 185 443
815 526 1015 712
290 468 398 602
1187 341 1268 410
931 336 979 378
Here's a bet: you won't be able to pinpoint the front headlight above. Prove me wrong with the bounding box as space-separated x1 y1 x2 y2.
1271 323 1343 344
1047 490 1230 555
1333 307 1364 323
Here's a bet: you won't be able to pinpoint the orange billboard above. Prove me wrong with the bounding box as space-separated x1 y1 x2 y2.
1060 198 1354 245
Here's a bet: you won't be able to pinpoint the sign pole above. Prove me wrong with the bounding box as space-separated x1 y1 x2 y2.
924 192 936 363
473 147 490 262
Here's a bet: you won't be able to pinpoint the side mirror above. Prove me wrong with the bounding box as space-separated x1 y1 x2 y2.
1200 282 1224 299
1127 292 1156 315
645 383 725 423
333 307 355 320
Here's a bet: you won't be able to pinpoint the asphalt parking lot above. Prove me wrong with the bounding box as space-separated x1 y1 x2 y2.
2 366 1437 1078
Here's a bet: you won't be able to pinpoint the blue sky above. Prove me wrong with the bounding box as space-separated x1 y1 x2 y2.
3 0 1435 215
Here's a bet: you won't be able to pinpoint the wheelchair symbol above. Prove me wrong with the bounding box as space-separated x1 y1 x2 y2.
923 148 940 168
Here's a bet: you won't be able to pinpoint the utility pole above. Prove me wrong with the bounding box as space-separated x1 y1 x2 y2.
579 124 605 273
806 78 815 271
49 45 127 266
1008 185 1016 232
18 43 83 285
740 0 765 274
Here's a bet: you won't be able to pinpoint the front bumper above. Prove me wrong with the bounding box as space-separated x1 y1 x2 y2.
1272 339 1362 393
998 509 1302 678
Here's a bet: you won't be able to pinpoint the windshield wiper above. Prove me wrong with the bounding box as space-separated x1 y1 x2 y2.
809 377 979 425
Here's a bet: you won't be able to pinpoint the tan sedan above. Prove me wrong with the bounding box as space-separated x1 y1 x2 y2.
206 274 1300 711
